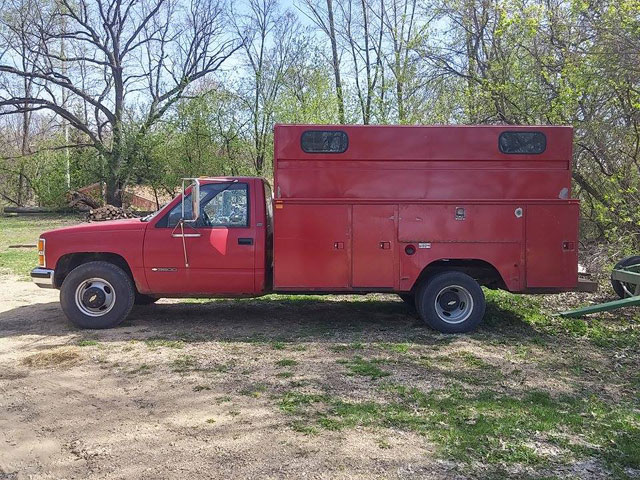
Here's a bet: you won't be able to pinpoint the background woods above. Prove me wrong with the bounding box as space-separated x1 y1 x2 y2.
0 0 639 246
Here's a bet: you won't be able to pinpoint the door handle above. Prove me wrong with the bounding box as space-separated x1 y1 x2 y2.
238 238 254 245
379 241 391 250
334 241 344 250
172 233 201 238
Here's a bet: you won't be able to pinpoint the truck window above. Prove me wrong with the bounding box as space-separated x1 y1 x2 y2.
160 183 249 228
499 131 546 154
301 130 348 153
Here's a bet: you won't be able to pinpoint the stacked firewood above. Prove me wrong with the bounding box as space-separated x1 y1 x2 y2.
86 205 136 221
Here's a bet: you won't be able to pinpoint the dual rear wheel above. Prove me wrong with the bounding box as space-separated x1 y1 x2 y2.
402 271 486 333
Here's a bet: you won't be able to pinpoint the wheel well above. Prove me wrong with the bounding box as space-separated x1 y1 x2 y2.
413 259 506 291
54 253 134 288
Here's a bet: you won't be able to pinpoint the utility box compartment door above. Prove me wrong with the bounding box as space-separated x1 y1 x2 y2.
526 203 579 288
352 205 396 288
274 204 350 289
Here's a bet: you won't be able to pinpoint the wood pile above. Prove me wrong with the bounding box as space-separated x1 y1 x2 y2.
86 205 137 222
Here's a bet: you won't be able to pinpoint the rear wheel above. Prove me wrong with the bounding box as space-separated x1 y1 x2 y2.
416 271 486 333
611 255 640 298
60 261 135 329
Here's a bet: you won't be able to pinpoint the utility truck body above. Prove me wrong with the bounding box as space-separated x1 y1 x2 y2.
32 124 588 333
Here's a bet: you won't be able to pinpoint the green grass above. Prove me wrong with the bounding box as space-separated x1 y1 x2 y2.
485 289 640 349
338 356 390 379
144 338 185 349
279 384 640 474
0 214 79 278
276 358 298 368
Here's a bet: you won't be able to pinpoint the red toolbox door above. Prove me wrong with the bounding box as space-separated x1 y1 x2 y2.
352 205 396 288
274 204 350 289
526 203 579 288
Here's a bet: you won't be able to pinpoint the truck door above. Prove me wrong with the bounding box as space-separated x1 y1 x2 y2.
143 182 256 295
352 205 397 288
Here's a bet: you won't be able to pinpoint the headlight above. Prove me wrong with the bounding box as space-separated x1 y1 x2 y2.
38 238 46 267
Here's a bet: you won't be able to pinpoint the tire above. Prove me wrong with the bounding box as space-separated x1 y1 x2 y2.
415 271 486 333
611 255 640 298
135 293 159 305
60 261 135 329
398 293 415 311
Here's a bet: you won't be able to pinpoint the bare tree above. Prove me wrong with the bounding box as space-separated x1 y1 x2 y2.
0 0 240 205
336 0 384 124
300 0 346 124
233 0 307 174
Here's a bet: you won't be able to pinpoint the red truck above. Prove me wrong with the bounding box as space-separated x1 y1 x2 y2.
31 124 592 333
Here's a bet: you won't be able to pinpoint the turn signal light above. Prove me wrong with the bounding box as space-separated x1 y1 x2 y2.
37 238 45 267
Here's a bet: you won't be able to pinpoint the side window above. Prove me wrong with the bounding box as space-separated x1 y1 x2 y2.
301 130 348 153
202 184 248 227
161 183 249 228
499 131 546 154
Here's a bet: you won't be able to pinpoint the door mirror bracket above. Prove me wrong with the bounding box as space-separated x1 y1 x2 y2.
181 178 201 223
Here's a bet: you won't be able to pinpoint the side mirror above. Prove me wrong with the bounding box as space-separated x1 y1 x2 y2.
181 178 200 223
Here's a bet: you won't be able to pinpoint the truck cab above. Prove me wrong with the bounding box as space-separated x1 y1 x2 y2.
32 124 590 333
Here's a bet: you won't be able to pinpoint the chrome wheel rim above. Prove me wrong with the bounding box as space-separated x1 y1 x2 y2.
74 278 116 317
434 285 474 324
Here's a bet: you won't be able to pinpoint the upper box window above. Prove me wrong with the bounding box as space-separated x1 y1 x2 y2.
499 131 546 154
301 130 348 153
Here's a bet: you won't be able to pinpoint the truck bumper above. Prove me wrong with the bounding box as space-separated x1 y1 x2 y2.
31 268 55 289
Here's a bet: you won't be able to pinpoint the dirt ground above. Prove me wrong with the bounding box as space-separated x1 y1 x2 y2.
1 275 638 479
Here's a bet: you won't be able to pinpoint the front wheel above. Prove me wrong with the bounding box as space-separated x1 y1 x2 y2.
60 261 135 329
415 271 486 333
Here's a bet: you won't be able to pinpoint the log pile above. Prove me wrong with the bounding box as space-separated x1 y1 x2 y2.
86 205 136 222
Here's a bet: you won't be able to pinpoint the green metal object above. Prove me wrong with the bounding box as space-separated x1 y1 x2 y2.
561 295 640 318
560 263 640 318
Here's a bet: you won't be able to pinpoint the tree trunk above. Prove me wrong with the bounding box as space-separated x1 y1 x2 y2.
105 177 123 207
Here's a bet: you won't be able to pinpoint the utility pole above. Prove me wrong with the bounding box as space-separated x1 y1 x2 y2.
59 1 70 189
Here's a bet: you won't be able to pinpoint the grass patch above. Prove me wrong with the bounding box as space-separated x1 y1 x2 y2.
193 384 211 392
377 342 411 354
76 339 99 347
22 347 80 367
485 289 640 349
280 384 640 472
0 215 79 278
172 355 197 372
338 356 390 379
276 371 294 379
240 383 268 398
276 358 298 368
144 338 185 349
0 250 36 278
